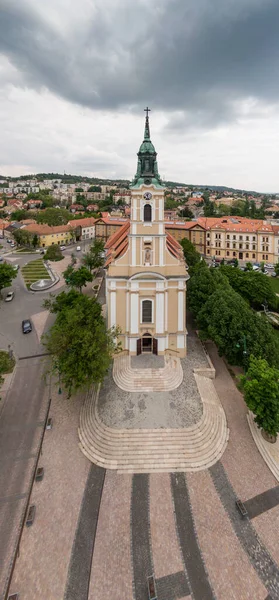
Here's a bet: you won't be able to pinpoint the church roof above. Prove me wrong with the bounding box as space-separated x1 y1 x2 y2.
105 221 184 266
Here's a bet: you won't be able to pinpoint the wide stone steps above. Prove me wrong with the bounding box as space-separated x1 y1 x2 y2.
78 378 229 473
112 354 183 392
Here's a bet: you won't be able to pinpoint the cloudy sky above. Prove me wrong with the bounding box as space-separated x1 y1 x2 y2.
1 0 279 191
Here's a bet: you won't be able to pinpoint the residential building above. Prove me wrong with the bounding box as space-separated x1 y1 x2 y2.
24 224 72 247
68 217 96 240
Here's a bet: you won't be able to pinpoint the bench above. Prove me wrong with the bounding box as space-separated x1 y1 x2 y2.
35 467 44 482
46 417 52 430
8 595 19 600
147 575 157 600
26 505 36 527
236 499 248 518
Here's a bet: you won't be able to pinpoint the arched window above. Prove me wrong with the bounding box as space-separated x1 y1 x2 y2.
142 300 152 323
144 203 152 222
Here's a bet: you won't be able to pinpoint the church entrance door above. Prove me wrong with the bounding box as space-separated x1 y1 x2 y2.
136 334 158 355
142 333 152 353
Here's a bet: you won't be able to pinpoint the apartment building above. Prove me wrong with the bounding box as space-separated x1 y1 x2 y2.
201 217 275 263
68 217 96 240
24 224 73 247
95 216 128 241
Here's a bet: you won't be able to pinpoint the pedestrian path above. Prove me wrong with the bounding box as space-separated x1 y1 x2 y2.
113 353 183 392
78 374 229 473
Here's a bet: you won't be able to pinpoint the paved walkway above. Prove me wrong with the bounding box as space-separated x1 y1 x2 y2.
9 335 279 600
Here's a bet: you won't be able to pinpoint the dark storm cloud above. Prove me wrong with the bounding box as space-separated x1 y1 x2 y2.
1 0 279 128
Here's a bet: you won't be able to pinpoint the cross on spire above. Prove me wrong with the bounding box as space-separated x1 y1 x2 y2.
144 106 151 118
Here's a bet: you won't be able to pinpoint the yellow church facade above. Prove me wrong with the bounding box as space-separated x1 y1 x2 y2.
105 109 189 357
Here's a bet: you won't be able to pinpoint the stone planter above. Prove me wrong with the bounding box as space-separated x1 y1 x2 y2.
261 429 277 444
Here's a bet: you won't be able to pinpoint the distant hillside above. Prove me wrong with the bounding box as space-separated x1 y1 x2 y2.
0 172 270 195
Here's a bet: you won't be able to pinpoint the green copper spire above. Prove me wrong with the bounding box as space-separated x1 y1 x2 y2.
144 106 151 140
131 107 164 189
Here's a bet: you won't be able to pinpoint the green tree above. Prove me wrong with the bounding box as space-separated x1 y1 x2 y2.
10 209 29 221
274 263 279 277
32 234 39 248
180 238 200 271
13 229 33 247
88 185 101 192
165 198 177 210
43 290 120 395
63 265 93 292
88 239 105 272
240 356 279 437
219 265 276 309
197 286 279 368
246 262 253 271
36 208 70 226
0 263 17 297
187 261 230 316
178 206 194 219
44 244 63 261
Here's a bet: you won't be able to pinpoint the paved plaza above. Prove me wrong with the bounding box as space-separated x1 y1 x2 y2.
6 329 279 600
99 336 205 429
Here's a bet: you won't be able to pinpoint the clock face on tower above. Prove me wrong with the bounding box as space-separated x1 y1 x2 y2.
144 192 152 200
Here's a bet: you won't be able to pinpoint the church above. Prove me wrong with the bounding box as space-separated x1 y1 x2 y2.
105 108 189 357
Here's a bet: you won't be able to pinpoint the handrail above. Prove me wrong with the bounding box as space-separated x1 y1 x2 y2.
165 348 180 354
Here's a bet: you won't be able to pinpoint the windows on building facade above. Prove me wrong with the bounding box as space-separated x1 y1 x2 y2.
142 299 152 323
144 204 152 222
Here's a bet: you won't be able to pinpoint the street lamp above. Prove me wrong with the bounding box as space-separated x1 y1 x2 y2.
236 335 248 373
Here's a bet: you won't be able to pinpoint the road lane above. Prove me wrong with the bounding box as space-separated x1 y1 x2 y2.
0 356 49 598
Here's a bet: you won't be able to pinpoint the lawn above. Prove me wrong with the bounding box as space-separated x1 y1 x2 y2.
270 277 279 294
0 350 15 385
21 259 51 289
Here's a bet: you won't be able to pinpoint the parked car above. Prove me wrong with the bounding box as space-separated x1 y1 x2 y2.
252 265 259 271
76 246 81 251
0 256 3 262
7 239 12 244
13 264 19 271
10 243 16 248
5 291 15 302
60 245 66 251
22 319 32 334
266 263 274 269
271 272 277 277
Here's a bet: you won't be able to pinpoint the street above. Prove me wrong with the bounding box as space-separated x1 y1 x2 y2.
0 244 70 597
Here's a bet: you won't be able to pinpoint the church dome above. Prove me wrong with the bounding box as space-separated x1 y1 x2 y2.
139 140 156 154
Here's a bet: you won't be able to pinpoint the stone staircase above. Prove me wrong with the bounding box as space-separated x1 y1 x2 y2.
113 353 183 392
78 374 229 473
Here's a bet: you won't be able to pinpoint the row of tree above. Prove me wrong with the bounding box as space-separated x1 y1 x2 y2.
181 240 279 437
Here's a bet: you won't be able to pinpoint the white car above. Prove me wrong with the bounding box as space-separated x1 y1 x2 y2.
252 265 259 271
76 246 81 251
60 245 66 251
5 291 15 302
266 263 274 269
13 264 19 271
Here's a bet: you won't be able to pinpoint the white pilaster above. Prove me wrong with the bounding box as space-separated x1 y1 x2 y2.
178 290 184 331
165 291 168 331
156 292 164 334
130 293 139 334
177 334 185 348
159 197 164 221
131 236 136 266
159 237 164 266
110 291 116 328
132 200 137 221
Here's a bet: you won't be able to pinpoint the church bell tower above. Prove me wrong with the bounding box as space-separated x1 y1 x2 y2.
106 108 188 357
